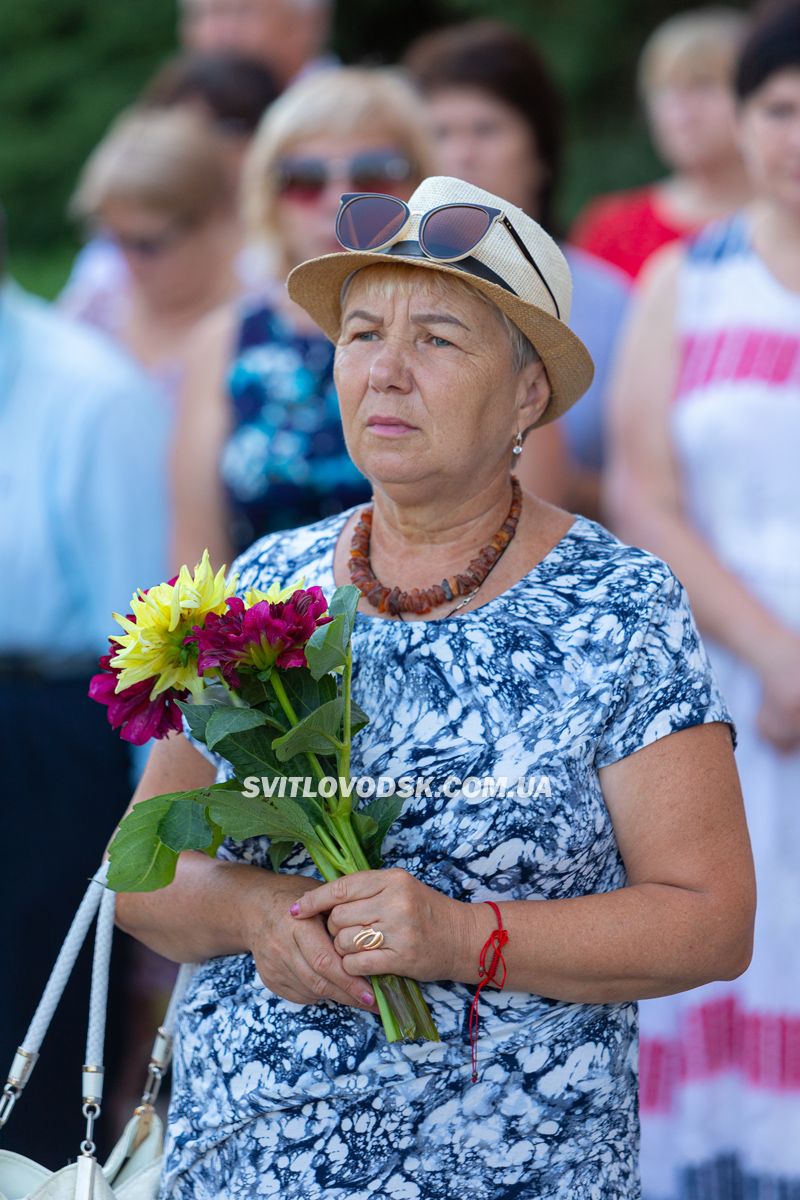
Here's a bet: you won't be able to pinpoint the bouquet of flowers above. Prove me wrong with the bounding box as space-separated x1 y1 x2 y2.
90 552 438 1043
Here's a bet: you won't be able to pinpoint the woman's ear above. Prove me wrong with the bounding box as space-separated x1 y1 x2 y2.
516 358 551 433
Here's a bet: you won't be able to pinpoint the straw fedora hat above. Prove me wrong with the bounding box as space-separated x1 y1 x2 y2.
287 176 594 427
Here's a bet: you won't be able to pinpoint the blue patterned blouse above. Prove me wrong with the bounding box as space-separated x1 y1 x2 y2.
163 510 732 1200
219 301 371 555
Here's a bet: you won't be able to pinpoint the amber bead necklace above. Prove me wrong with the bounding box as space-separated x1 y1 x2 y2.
348 475 523 619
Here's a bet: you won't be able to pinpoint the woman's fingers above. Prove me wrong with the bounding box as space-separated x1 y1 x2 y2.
290 919 378 1009
247 878 378 1011
290 870 389 919
333 923 394 958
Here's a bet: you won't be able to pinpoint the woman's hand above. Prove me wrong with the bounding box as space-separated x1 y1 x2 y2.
754 629 800 752
290 868 485 984
239 870 379 1011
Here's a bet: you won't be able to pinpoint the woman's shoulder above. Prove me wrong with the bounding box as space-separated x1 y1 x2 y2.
684 211 750 267
231 509 354 594
542 516 681 616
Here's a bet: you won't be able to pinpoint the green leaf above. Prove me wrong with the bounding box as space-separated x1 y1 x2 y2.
205 706 269 751
107 793 178 892
157 797 215 853
272 698 344 761
353 792 405 867
209 726 295 781
207 788 322 846
267 839 296 871
107 780 246 890
305 614 348 679
177 700 217 744
280 667 336 720
327 585 360 639
205 817 226 859
349 699 370 738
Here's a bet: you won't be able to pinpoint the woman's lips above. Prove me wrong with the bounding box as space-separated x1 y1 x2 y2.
366 416 418 437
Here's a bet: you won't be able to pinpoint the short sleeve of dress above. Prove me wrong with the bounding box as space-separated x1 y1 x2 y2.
595 568 734 768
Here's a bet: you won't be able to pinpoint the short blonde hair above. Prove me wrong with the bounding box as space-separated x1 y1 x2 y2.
242 67 435 257
638 7 749 97
71 106 234 227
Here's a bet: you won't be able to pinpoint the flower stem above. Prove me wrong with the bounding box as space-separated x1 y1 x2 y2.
371 980 402 1041
269 672 327 784
340 645 352 782
313 824 354 875
306 843 339 883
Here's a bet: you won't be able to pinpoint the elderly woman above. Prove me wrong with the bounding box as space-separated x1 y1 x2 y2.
118 177 754 1199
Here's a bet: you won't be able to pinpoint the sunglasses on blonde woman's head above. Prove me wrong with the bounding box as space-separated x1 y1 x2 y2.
335 192 561 318
274 151 415 203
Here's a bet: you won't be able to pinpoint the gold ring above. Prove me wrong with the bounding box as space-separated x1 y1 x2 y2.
353 927 385 951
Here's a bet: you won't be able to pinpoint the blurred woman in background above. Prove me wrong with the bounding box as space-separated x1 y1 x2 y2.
571 7 751 280
607 4 800 1195
172 66 434 568
68 106 243 404
61 52 279 321
405 19 630 518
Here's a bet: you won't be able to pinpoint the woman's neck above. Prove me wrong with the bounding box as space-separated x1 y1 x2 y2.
656 159 751 227
125 261 239 369
748 199 800 293
367 476 516 591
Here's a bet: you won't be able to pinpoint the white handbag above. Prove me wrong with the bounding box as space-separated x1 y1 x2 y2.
0 864 195 1199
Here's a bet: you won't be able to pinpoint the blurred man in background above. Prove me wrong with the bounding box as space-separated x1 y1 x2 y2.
0 203 170 1166
179 0 336 87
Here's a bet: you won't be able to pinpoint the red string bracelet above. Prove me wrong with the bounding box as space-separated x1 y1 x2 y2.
468 900 509 1083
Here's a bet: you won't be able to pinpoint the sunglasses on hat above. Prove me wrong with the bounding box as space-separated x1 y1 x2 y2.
335 192 561 319
275 151 414 203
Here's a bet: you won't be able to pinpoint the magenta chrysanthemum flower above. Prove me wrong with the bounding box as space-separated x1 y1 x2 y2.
186 586 330 687
89 649 187 745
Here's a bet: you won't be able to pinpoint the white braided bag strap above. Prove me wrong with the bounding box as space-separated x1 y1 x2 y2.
0 862 110 1131
0 859 199 1134
135 963 197 1111
80 878 117 1121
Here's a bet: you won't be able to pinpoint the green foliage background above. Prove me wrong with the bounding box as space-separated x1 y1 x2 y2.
1 0 748 297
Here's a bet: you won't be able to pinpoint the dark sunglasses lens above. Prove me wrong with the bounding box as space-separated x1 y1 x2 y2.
350 152 413 194
420 205 493 260
336 195 408 251
276 158 327 199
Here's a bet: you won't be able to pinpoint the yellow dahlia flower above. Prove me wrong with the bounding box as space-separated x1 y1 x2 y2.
242 577 305 608
110 551 238 699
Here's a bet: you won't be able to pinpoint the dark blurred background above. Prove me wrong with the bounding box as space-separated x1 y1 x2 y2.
1 0 749 297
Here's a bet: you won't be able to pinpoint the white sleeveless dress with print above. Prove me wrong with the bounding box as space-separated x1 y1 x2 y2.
638 215 800 1199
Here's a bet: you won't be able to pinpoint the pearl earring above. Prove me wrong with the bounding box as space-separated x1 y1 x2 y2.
512 431 523 456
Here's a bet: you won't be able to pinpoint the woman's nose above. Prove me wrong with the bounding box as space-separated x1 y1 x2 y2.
368 341 413 392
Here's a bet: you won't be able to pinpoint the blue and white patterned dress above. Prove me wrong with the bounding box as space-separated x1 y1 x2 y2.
162 510 732 1200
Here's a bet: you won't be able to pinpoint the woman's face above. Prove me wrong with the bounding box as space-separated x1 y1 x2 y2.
425 87 545 217
737 69 800 213
646 73 740 173
334 268 549 497
274 132 417 272
100 198 219 305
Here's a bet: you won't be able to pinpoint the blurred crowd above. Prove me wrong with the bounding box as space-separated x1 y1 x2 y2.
2 1 800 1196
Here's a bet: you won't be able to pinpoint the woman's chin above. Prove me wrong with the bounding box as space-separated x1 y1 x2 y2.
357 446 434 488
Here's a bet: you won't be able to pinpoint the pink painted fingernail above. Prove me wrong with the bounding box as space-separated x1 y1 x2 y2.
289 902 300 916
361 991 375 1006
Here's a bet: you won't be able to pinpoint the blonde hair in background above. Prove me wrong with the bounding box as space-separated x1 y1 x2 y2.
242 66 436 270
71 106 235 228
638 7 750 98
